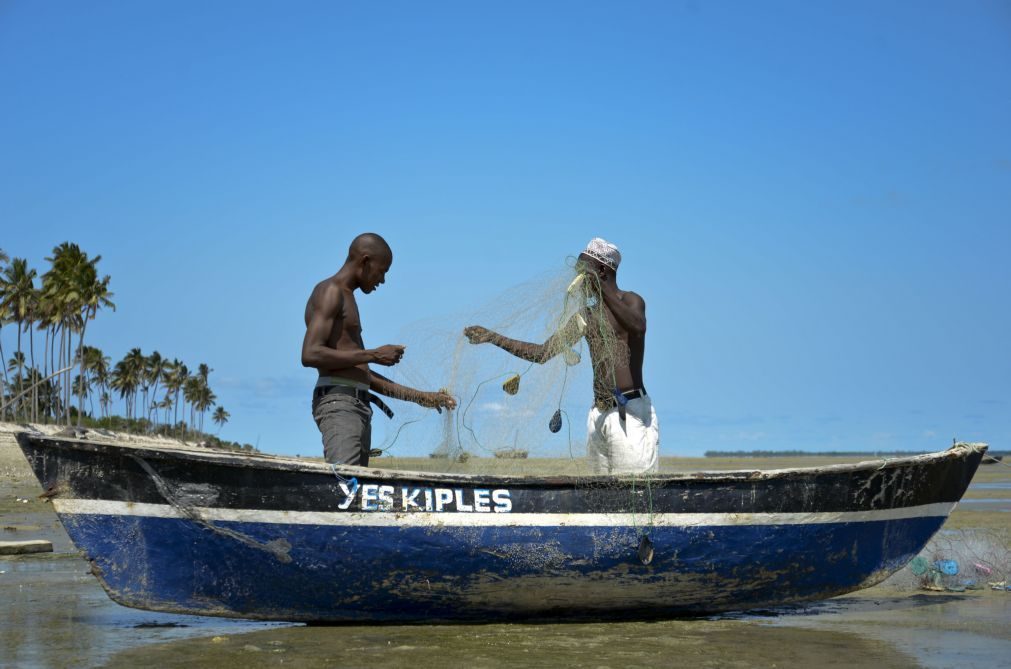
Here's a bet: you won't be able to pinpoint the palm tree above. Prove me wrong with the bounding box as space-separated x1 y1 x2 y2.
110 349 144 421
155 396 173 426
109 360 133 420
43 243 115 426
125 348 146 420
145 351 165 426
6 352 25 375
99 390 112 420
5 351 27 417
75 273 113 426
71 373 91 419
41 247 73 422
0 249 9 413
82 346 109 418
183 375 200 434
1 258 38 421
36 288 60 421
41 246 77 423
163 360 188 432
197 363 212 382
193 363 215 432
194 382 217 433
35 372 61 419
211 406 230 433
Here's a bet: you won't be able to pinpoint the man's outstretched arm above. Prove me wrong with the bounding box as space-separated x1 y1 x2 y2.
369 371 456 411
464 314 584 363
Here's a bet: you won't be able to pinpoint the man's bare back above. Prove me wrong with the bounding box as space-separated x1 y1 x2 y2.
582 290 646 406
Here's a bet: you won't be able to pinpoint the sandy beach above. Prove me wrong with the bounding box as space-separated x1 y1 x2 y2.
2 425 1008 668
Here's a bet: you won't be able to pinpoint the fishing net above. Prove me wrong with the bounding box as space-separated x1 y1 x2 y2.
884 528 1011 592
370 257 633 478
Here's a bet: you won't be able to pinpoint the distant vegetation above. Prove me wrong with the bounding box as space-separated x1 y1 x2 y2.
494 449 529 459
705 449 1008 458
0 244 254 454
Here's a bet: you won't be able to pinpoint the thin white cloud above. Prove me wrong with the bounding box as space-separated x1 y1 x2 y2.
478 402 537 419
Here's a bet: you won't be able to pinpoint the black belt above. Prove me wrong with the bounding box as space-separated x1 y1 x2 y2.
620 388 646 402
596 388 647 421
313 385 395 420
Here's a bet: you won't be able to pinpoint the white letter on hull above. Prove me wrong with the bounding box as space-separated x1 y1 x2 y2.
492 490 512 513
403 488 422 510
434 489 454 512
455 490 474 512
337 481 358 510
361 484 379 510
378 485 395 511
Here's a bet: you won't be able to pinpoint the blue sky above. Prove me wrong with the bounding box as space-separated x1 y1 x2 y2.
1 1 1008 456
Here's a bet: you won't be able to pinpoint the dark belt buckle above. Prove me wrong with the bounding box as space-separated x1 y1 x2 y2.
613 387 646 422
315 385 366 402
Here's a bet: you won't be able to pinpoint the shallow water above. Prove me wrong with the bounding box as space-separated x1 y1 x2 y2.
1 555 285 668
969 482 1011 490
3 551 1009 669
960 498 1011 510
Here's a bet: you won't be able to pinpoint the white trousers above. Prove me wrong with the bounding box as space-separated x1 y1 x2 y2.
586 395 660 475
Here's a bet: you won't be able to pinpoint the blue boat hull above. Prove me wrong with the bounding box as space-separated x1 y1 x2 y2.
61 511 945 621
16 433 986 622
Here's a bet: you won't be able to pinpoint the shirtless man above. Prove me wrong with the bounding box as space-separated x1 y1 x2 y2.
464 238 658 474
302 233 456 466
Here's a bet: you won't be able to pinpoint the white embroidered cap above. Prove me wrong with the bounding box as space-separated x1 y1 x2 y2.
581 237 621 271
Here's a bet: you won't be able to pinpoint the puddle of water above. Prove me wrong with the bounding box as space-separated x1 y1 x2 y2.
767 591 1011 669
0 555 289 667
959 499 1011 512
101 616 930 669
4 552 1009 669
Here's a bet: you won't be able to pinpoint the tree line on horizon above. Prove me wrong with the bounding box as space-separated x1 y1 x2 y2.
0 244 245 450
702 449 987 457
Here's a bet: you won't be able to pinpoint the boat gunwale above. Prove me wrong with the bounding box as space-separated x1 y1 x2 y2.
15 431 988 487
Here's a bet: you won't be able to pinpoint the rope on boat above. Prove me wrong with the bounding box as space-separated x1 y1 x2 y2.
630 473 657 565
329 464 359 492
982 454 1008 468
130 454 292 563
371 416 430 456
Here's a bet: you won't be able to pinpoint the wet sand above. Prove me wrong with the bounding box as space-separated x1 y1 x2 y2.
2 427 1008 668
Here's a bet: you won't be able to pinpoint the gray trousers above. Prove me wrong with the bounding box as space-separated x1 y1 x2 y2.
313 393 373 466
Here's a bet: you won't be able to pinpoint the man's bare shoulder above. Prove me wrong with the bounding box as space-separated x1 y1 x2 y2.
308 276 346 314
620 290 646 309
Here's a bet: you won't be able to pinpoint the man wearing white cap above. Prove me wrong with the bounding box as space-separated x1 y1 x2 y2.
464 238 659 475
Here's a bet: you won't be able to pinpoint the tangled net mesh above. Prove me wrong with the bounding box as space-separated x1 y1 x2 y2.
370 258 630 477
359 260 1008 596
884 527 1011 592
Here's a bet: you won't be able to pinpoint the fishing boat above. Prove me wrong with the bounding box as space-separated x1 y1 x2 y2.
15 432 986 622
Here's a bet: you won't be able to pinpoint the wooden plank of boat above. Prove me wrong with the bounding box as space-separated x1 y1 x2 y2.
0 539 54 555
13 432 987 623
